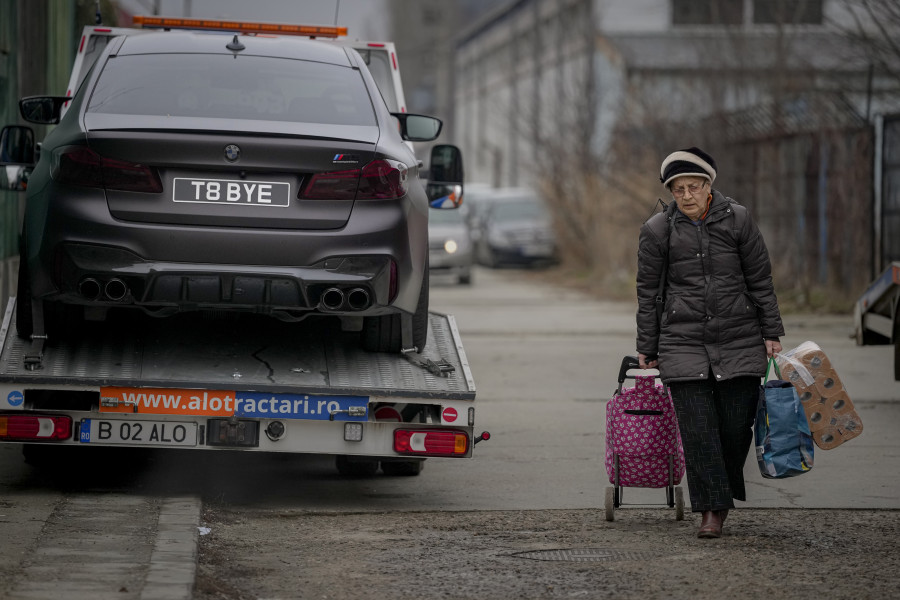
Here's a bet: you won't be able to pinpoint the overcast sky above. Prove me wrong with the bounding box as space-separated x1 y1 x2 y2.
116 0 390 41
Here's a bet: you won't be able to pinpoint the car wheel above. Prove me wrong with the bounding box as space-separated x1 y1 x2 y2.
361 268 429 353
458 268 472 286
16 235 80 341
604 487 615 522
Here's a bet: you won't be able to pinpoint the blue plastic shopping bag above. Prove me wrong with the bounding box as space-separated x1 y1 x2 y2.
755 358 814 479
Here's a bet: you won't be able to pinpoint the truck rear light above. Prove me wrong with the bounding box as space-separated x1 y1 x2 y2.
300 159 408 201
0 415 72 441
51 147 162 193
393 429 469 457
344 422 363 442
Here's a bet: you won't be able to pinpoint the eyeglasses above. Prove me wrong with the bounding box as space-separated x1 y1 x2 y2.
671 182 707 198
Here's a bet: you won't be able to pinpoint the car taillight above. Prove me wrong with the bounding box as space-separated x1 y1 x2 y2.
393 428 469 457
100 156 163 193
52 147 103 188
300 159 408 201
51 146 162 193
0 414 72 441
357 159 408 199
300 167 360 200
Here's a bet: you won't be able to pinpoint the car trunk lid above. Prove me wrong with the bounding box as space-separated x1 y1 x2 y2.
84 115 379 230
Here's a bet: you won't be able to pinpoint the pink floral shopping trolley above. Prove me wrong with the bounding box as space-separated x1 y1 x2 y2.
604 356 686 521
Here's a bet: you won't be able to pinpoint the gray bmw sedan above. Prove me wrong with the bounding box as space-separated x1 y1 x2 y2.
13 31 461 353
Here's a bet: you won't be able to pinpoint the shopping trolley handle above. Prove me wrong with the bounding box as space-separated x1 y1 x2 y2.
615 355 662 395
617 355 641 384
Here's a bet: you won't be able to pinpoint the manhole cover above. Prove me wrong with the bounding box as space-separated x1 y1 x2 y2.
511 548 656 563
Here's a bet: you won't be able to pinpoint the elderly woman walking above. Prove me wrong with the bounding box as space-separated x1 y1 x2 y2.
635 147 784 538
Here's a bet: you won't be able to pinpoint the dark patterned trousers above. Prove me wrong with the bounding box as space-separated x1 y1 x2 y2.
668 375 760 512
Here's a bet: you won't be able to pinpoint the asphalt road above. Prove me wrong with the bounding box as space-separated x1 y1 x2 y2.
0 266 898 599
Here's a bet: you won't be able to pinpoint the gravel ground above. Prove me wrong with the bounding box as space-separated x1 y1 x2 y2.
195 507 900 599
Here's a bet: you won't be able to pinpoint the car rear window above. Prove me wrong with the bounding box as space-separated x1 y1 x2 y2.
87 54 377 126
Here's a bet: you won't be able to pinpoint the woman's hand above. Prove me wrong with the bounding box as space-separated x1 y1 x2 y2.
765 339 782 358
638 353 658 369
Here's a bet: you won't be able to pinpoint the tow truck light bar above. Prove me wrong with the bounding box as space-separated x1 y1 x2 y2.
0 415 72 441
132 16 348 38
394 429 469 457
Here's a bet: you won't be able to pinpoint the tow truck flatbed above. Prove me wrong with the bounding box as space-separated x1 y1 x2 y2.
0 299 479 465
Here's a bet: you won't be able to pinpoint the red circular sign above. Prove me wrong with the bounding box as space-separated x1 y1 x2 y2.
442 407 458 422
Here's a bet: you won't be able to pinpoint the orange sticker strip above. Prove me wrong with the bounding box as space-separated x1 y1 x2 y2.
100 387 236 417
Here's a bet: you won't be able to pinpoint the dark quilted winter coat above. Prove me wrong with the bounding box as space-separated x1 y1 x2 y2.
636 190 784 384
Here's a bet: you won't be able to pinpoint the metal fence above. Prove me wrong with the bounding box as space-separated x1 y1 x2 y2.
881 114 900 269
720 126 874 310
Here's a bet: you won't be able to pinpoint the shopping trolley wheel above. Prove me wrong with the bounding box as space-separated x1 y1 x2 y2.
604 487 615 522
674 486 685 521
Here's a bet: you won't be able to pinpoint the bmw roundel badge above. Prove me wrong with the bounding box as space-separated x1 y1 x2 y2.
224 144 241 162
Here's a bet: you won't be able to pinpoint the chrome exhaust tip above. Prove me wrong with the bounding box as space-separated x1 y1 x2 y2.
104 278 128 301
346 288 370 311
78 278 101 301
320 287 345 311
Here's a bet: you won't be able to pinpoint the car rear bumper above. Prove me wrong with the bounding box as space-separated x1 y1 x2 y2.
53 243 396 317
25 189 428 316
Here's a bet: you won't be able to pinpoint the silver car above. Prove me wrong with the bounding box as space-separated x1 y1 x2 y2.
429 206 474 285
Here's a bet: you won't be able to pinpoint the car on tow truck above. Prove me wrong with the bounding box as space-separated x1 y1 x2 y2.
6 22 464 354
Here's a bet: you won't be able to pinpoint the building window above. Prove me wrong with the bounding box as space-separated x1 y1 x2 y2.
672 0 743 25
753 0 823 24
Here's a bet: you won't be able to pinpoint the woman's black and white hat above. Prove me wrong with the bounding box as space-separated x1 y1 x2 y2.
659 147 717 188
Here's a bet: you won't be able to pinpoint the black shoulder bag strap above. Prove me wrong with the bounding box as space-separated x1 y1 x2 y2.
654 203 675 326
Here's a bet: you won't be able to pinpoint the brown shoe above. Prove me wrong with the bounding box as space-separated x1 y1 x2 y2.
720 509 729 523
697 511 723 539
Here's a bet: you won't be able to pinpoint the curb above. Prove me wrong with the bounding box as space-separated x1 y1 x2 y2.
141 496 202 600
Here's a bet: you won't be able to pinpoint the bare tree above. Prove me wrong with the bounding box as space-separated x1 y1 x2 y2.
832 0 900 85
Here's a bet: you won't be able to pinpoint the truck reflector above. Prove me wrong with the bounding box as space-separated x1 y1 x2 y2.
0 415 72 441
393 429 468 457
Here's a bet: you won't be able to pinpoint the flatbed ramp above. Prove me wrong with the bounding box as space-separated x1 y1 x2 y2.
0 303 474 400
